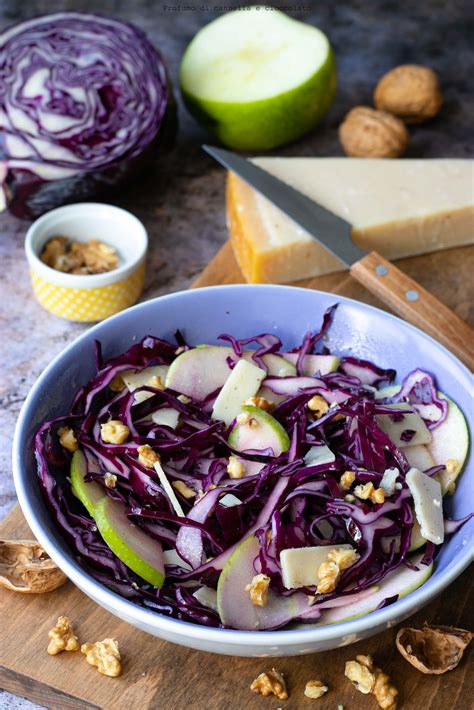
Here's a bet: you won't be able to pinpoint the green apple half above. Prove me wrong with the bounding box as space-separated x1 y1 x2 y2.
179 7 336 150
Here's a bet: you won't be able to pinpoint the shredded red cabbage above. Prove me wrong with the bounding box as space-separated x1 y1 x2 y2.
34 306 470 629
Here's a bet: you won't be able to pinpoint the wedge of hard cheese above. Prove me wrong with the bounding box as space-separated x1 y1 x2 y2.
227 158 474 283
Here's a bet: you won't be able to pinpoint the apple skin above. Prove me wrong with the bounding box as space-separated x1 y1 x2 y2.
180 49 336 151
94 497 165 588
217 534 309 629
228 404 290 455
313 555 432 626
70 450 105 516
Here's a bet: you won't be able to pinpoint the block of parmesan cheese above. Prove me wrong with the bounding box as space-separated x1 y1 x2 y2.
227 158 474 283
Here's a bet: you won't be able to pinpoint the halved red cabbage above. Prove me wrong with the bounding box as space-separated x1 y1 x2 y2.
0 13 175 217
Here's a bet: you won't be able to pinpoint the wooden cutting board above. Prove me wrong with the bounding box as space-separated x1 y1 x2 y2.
1 242 473 710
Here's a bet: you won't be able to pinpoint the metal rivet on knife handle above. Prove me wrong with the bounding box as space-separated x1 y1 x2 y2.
375 264 389 276
405 290 420 302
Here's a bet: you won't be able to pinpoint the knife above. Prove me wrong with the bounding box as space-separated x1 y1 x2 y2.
203 145 474 371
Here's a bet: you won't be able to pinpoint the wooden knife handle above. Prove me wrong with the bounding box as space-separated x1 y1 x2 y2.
350 251 474 371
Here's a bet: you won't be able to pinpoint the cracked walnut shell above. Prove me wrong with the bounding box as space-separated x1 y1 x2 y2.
0 539 67 593
374 64 442 124
339 106 409 158
396 623 472 674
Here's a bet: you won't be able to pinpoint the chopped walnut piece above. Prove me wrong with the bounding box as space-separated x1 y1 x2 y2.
0 540 67 593
317 548 359 594
329 548 359 570
81 638 122 677
40 236 118 274
316 560 340 594
243 396 275 411
345 655 398 709
340 470 356 490
245 574 271 607
40 236 68 268
307 395 329 418
47 616 80 655
250 668 288 700
396 624 472 674
109 374 125 392
137 444 160 469
57 426 78 453
373 666 398 709
71 239 118 274
354 481 385 504
147 375 164 389
304 680 328 699
100 420 130 444
172 480 196 499
345 657 375 694
104 472 117 489
227 455 245 479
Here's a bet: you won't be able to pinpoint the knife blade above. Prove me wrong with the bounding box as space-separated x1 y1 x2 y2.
203 144 474 371
203 144 366 267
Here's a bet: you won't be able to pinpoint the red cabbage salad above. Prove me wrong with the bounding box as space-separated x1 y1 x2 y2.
35 306 471 630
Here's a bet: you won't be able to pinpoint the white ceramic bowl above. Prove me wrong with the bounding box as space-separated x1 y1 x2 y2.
13 286 473 656
25 202 148 322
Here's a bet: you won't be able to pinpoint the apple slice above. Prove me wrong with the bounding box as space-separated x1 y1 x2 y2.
376 403 432 448
70 450 105 516
408 521 426 552
228 404 290 456
217 534 311 629
312 553 432 625
282 352 340 376
427 394 470 493
94 497 165 588
165 345 295 402
377 386 469 493
404 445 435 472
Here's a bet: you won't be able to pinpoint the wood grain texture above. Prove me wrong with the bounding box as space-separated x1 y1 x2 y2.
1 242 473 710
350 251 474 370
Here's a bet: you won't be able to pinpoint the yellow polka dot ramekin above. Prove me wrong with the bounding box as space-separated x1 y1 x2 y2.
25 203 148 322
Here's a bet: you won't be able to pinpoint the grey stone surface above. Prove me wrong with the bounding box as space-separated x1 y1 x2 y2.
0 1 472 707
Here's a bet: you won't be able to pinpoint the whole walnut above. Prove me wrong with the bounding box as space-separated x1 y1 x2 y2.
374 65 443 123
339 106 409 158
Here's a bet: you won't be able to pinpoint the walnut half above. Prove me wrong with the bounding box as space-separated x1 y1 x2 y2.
0 539 67 593
396 623 472 674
